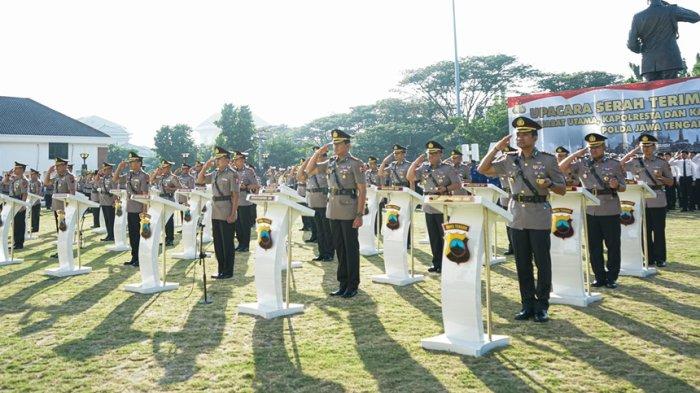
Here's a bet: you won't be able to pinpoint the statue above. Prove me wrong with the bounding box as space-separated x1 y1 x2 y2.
627 0 699 81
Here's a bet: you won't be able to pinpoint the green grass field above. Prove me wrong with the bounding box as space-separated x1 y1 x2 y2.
0 209 698 392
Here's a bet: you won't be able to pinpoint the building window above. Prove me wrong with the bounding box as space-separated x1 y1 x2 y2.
48 143 69 159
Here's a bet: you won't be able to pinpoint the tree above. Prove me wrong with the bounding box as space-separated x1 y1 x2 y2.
106 144 132 164
214 104 257 163
451 99 509 150
537 71 623 92
399 54 539 122
153 124 197 166
626 63 643 83
692 53 700 77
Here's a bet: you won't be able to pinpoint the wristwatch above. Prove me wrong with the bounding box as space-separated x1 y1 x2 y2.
355 212 363 218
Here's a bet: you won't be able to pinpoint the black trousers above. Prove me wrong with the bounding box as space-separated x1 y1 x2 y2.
300 202 314 230
235 205 254 249
101 205 115 239
665 182 677 210
694 180 700 210
13 209 26 248
424 213 444 269
45 193 52 210
313 207 333 258
92 205 100 227
212 219 235 275
645 207 667 264
510 228 551 311
31 203 41 232
330 219 360 290
506 225 513 253
678 176 694 210
586 214 621 284
165 216 174 243
127 212 141 262
643 69 679 82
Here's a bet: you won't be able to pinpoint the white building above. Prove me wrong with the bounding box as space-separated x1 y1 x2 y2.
0 97 112 171
78 115 156 159
194 111 270 145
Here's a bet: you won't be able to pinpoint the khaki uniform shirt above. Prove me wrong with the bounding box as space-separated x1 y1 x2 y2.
9 176 29 200
386 159 411 186
306 172 329 209
447 161 471 195
29 179 43 205
96 175 116 206
498 174 512 207
415 163 461 214
235 166 258 207
204 167 240 221
570 156 626 216
178 173 196 204
51 173 76 211
491 149 566 230
317 154 365 220
365 168 381 186
155 172 182 202
117 170 150 213
625 155 672 208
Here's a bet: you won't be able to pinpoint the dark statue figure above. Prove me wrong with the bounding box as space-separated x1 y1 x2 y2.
627 0 699 81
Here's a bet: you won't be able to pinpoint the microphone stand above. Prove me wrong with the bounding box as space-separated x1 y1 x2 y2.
197 214 211 304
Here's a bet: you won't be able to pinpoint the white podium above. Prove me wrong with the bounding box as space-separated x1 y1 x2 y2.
24 193 42 240
200 185 213 244
172 188 205 260
123 194 187 294
258 185 306 269
372 186 424 286
91 201 107 235
106 189 131 252
0 194 32 266
238 194 314 319
421 195 513 357
549 187 603 307
618 181 657 278
44 194 99 277
358 185 380 256
463 183 510 265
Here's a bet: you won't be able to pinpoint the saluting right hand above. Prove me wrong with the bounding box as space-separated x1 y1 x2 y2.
317 144 330 156
205 158 215 168
573 147 588 158
494 135 512 151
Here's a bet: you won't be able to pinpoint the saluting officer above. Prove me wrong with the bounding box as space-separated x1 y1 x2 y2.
559 133 627 289
498 145 517 255
365 156 382 186
176 162 196 224
2 162 29 249
554 146 581 186
407 141 462 273
150 159 182 246
28 169 44 233
113 152 150 267
306 129 367 298
445 149 471 195
304 146 334 262
478 117 566 323
232 151 259 252
197 146 240 279
379 144 412 188
89 171 101 228
620 133 673 267
45 157 76 238
95 163 116 241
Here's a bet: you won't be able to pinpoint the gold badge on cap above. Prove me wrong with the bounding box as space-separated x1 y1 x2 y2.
641 136 649 142
587 135 596 142
428 142 434 148
332 131 338 138
516 118 525 127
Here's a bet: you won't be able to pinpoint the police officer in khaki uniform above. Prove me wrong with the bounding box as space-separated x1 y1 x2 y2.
621 133 674 267
304 147 334 262
113 152 150 267
379 144 412 188
407 141 462 273
364 156 382 186
197 146 240 279
150 159 182 246
28 169 43 233
88 171 101 228
95 163 116 241
445 149 471 195
554 146 580 186
560 133 627 289
177 162 196 199
498 145 516 255
479 117 566 323
45 158 76 238
2 162 29 249
306 129 367 298
296 158 316 238
232 151 259 252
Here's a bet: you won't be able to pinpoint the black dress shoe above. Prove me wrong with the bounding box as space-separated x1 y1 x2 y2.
648 261 656 266
165 241 174 247
330 288 347 296
131 262 139 267
591 280 607 287
514 309 534 321
304 238 317 243
341 289 358 298
50 253 58 258
321 256 334 262
428 267 439 273
238 248 249 252
656 261 667 267
504 250 514 256
211 273 222 279
13 245 23 250
311 256 324 261
605 282 618 289
534 310 549 323
219 274 233 279
124 260 135 266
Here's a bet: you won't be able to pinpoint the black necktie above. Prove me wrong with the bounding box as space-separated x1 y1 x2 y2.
683 160 687 177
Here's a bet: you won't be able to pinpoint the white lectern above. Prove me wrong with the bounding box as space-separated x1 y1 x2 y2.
123 194 187 294
91 202 108 235
258 185 306 269
45 193 99 276
106 189 131 252
421 195 513 357
172 188 206 260
618 180 657 278
372 186 424 286
24 193 42 240
200 185 213 244
0 194 32 266
549 187 603 307
238 194 314 319
358 185 380 256
463 183 510 264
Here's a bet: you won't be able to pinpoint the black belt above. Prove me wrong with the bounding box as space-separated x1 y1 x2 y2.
586 188 618 196
330 188 356 197
391 181 409 187
424 191 448 196
649 185 664 190
513 194 548 203
159 193 174 198
308 187 329 193
213 196 230 201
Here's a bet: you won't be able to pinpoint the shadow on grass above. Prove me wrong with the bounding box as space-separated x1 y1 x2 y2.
251 317 346 392
647 275 700 295
619 282 700 321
